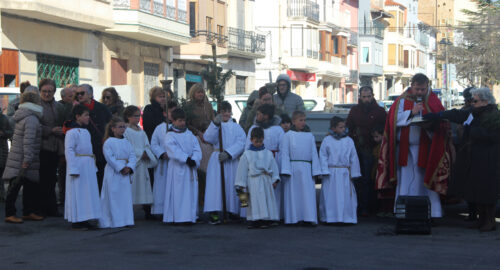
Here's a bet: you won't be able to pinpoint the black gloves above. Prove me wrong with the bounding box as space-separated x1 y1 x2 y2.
186 157 196 168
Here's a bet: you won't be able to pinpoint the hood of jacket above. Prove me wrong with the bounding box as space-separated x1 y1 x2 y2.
246 90 260 108
14 102 43 122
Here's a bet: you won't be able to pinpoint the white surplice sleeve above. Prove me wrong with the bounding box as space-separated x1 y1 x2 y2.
396 98 413 127
280 132 292 175
142 130 158 168
319 137 330 175
124 140 137 172
225 123 246 160
270 152 281 182
203 122 219 145
310 134 322 177
65 129 80 176
234 152 249 188
151 124 166 159
348 138 362 178
190 133 202 168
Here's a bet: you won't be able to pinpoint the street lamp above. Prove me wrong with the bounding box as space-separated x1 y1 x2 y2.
439 38 452 108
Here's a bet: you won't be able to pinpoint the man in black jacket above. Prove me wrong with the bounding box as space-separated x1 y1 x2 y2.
76 84 112 191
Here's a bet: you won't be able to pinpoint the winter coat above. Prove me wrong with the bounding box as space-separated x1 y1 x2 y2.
0 113 13 168
40 99 65 153
86 100 112 164
58 100 74 122
243 103 285 133
346 99 387 151
239 90 259 128
2 102 43 182
185 99 214 135
273 92 305 116
142 100 166 141
107 100 125 117
442 105 500 204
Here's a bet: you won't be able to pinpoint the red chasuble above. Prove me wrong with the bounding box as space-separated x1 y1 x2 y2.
375 90 452 195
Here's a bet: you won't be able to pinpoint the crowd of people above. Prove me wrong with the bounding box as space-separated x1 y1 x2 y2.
0 73 498 232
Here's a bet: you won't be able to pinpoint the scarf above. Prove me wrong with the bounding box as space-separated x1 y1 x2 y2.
249 144 265 151
290 125 311 132
329 129 348 140
83 99 96 111
169 125 187 133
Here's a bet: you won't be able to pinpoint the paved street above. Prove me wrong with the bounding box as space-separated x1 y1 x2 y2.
0 201 499 270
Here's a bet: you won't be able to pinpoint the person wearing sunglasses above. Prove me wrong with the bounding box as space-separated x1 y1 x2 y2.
424 87 500 232
76 84 112 191
100 87 124 118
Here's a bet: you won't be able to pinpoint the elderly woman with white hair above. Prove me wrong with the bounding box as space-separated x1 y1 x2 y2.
424 87 500 232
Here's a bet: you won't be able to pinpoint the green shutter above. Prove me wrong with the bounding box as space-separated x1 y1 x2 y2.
37 54 79 87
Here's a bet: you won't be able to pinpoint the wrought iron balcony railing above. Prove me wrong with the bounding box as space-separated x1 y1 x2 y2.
114 0 187 23
287 0 320 22
228 27 266 55
345 70 358 84
190 30 228 47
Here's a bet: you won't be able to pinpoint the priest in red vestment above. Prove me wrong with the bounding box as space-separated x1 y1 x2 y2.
375 73 452 218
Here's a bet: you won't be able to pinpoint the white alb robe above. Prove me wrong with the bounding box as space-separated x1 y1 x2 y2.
235 149 280 221
281 131 322 224
396 99 443 218
319 135 361 223
99 138 137 228
163 129 202 223
64 128 101 222
150 123 170 214
246 124 285 218
124 127 158 205
203 121 246 215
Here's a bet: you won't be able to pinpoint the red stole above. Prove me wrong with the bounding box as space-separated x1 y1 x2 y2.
375 91 451 195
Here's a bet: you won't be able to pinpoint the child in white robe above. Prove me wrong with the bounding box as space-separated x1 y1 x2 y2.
99 117 137 228
319 116 361 224
123 105 158 220
235 127 280 229
203 101 246 224
281 111 322 225
150 101 177 215
64 105 101 230
245 104 285 219
163 108 202 224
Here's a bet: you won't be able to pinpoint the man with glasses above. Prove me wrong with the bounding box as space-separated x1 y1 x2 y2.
76 84 112 191
273 74 305 116
346 86 386 217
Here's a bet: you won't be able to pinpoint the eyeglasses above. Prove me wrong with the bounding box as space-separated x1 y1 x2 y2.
103 96 112 100
76 91 86 96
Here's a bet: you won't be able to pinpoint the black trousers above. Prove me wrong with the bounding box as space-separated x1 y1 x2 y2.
57 159 66 204
5 177 40 217
39 150 59 215
354 149 376 214
96 161 105 193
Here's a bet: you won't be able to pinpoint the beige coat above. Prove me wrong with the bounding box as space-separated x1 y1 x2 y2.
2 103 43 182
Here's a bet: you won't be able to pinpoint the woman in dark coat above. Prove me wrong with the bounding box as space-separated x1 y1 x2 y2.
425 87 500 232
100 87 124 117
142 86 166 142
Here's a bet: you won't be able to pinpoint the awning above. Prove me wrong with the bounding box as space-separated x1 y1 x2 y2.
287 70 316 82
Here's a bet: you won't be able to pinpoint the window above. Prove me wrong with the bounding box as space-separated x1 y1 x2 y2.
404 50 409 68
37 53 79 87
0 49 19 87
388 44 396 65
320 31 331 61
111 58 127 85
333 36 339 56
362 46 370 64
206 17 213 33
144 62 159 104
388 11 396 32
398 45 403 67
236 76 246 94
189 2 196 35
398 11 404 34
341 36 347 65
291 25 303 56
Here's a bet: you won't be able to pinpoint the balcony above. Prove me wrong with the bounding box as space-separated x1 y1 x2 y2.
108 0 191 46
177 30 229 62
348 32 358 47
287 0 320 22
1 0 114 30
227 27 266 59
345 70 358 85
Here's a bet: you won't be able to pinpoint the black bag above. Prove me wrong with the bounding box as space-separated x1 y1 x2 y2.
395 196 431 235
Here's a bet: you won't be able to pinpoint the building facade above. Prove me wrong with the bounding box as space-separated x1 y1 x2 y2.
0 0 191 106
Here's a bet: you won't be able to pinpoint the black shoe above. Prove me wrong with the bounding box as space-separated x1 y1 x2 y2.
303 221 317 227
209 214 221 225
145 212 157 221
247 221 259 229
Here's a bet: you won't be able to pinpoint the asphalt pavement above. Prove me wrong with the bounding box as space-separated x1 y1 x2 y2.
0 201 499 270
